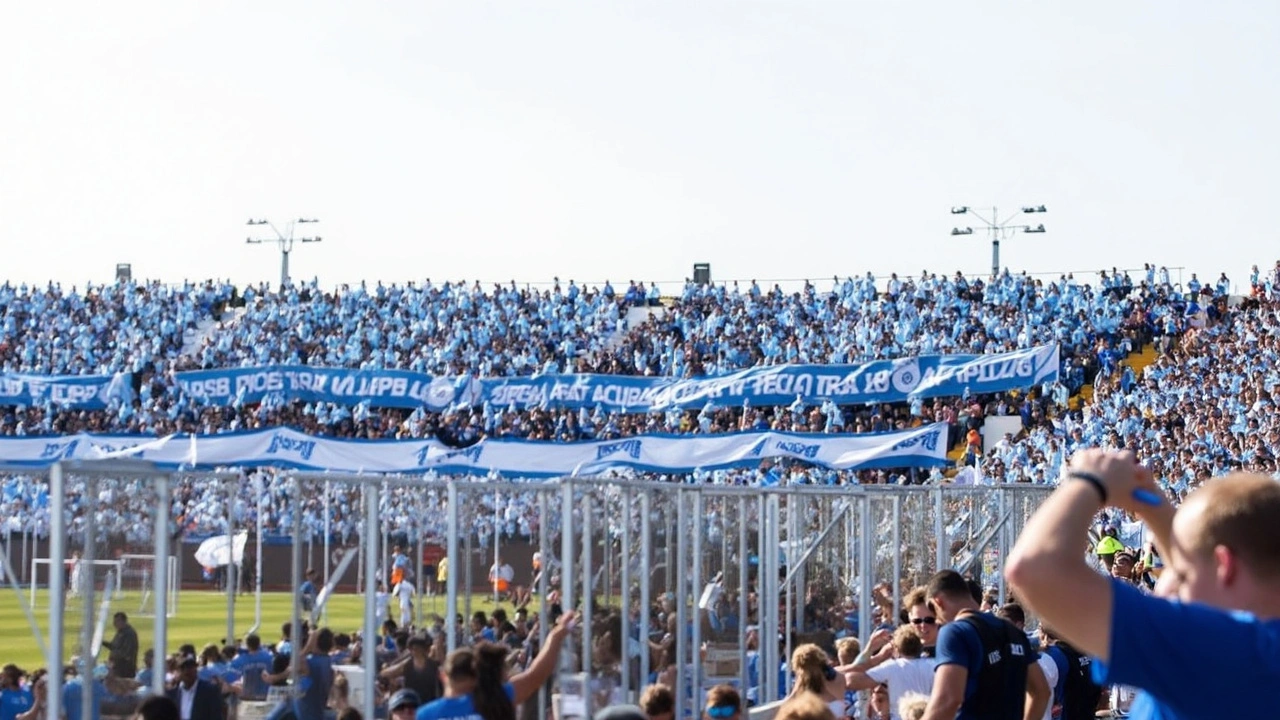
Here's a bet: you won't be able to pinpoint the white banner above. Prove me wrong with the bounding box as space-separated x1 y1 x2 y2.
0 423 950 476
193 532 248 568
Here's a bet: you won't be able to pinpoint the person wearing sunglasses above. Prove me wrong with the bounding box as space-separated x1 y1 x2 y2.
903 588 940 658
703 685 742 720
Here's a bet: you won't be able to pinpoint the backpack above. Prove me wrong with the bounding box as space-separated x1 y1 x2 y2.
1046 642 1104 720
958 613 1033 720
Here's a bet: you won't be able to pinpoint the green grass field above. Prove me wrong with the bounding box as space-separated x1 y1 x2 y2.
0 589 515 672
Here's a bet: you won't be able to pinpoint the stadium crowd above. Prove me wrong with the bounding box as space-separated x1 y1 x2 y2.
2 263 1243 544
2 261 1276 720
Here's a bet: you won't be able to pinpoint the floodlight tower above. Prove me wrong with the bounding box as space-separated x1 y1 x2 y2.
949 205 1047 278
245 218 321 288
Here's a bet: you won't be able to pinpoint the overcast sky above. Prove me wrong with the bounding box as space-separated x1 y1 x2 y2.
2 1 1276 292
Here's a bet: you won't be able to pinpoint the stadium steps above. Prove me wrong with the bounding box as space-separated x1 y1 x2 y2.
942 343 1161 475
1073 342 1158 407
1122 343 1160 377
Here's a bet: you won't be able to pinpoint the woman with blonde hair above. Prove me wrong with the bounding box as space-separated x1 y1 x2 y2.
786 644 848 719
775 693 836 720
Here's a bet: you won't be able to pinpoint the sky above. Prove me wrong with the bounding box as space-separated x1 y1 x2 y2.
2 1 1277 293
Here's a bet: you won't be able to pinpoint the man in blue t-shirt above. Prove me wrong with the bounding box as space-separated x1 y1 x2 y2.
62 675 106 720
262 627 333 720
920 570 1049 720
1006 448 1280 720
231 633 275 701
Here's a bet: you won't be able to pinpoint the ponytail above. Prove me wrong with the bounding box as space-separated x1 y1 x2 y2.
472 642 516 720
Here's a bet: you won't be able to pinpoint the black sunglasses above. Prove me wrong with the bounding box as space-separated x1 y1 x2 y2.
910 617 937 625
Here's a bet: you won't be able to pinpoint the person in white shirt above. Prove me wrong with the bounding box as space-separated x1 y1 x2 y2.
393 579 416 628
68 551 84 598
488 557 514 602
844 625 936 720
1034 650 1060 720
374 582 391 626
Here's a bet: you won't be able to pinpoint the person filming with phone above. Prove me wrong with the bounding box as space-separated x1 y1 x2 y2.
1006 449 1280 719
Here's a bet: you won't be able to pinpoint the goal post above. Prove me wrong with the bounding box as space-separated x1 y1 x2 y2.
120 554 178 618
28 558 124 611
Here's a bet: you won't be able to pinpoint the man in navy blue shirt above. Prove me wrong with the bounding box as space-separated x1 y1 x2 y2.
1006 448 1280 719
920 570 1049 720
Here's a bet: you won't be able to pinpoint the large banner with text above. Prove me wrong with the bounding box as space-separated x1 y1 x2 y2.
0 423 950 476
0 372 133 410
480 344 1059 411
168 345 1058 412
175 365 468 411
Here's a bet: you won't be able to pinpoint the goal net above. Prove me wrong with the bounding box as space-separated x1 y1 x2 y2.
120 554 178 618
28 558 124 612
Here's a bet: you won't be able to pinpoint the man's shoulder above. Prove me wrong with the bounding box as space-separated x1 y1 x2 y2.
938 616 982 641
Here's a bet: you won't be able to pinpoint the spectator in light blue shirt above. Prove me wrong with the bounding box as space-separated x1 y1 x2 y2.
1007 449 1280 720
62 673 106 720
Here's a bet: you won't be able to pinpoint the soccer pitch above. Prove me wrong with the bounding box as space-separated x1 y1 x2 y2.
0 590 512 672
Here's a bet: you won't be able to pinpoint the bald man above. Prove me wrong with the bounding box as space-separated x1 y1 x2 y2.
1006 448 1280 720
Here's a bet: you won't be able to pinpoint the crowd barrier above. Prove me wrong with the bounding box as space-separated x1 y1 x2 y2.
15 459 1052 720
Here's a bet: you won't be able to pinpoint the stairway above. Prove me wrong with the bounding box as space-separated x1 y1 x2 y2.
942 343 1160 469
1073 342 1158 408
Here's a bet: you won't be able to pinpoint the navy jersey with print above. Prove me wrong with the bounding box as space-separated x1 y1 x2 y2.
1093 578 1280 720
934 611 1034 720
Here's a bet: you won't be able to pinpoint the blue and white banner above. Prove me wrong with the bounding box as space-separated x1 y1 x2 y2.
481 345 1060 411
0 372 133 410
175 365 470 411
128 345 1056 413
0 423 950 476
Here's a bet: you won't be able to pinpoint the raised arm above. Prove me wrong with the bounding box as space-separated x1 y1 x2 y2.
1005 450 1165 659
510 611 576 704
379 654 410 680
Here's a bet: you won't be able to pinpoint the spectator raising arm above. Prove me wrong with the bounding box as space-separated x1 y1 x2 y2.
509 611 576 704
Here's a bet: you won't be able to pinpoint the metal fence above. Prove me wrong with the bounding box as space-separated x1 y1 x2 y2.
18 460 1052 720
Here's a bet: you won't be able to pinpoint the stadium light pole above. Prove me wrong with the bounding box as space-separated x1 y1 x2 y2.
245 218 321 288
949 205 1047 278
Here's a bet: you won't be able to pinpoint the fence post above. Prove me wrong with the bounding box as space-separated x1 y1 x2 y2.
537 489 551 720
691 489 703 711
153 474 170 695
638 489 652 699
934 487 947 571
891 494 902 613
363 479 379 720
446 481 459 653
46 463 65 720
674 488 688 720
226 476 236 648
581 491 594 719
858 493 873 650
81 474 96 720
619 487 632 702
290 475 303 691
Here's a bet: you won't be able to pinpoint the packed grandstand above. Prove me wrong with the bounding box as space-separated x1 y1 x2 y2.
0 263 1271 543
0 262 1274 720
